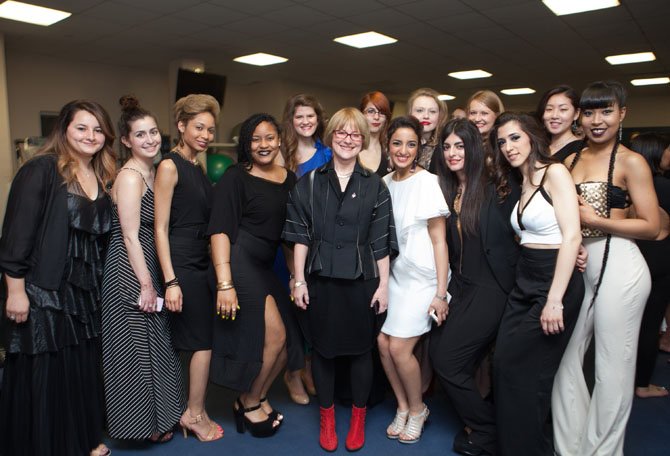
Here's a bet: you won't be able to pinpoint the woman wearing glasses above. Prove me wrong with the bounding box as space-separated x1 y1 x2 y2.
283 108 397 452
359 91 393 176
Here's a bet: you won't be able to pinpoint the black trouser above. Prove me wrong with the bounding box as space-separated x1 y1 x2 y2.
493 248 584 456
430 278 507 455
635 271 670 387
312 350 372 408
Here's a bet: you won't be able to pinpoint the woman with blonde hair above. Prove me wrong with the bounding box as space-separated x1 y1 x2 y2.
155 94 223 442
284 107 397 452
467 90 504 146
0 100 116 456
407 88 448 170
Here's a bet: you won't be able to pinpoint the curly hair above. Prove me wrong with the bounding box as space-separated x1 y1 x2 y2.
237 113 281 169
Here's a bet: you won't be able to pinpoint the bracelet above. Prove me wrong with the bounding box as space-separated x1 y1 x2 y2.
552 304 564 310
217 280 234 291
293 281 307 289
435 293 449 302
214 261 230 267
165 277 179 288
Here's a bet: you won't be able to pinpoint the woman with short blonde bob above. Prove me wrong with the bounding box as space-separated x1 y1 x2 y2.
284 108 397 452
407 88 448 170
154 94 223 442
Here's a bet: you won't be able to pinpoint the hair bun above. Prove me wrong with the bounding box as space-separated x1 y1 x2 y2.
119 95 140 111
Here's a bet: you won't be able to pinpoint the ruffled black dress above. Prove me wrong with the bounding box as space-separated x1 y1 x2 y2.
0 189 110 456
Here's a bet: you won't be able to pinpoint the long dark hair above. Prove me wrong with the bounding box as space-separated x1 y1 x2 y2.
535 85 579 122
237 113 281 169
492 112 556 194
118 95 157 158
433 118 487 236
630 132 670 176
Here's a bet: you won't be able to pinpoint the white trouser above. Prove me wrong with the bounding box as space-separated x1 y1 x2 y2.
552 236 650 456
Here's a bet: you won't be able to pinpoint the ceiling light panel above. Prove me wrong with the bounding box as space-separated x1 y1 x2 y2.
333 31 397 49
605 52 656 65
233 53 288 66
438 94 455 101
0 1 71 26
448 69 492 80
501 88 536 95
630 77 669 86
542 0 620 16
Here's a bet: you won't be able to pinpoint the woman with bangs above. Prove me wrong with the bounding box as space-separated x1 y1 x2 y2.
552 81 660 456
0 100 116 456
283 107 397 452
536 85 583 162
359 91 393 176
407 88 449 170
430 118 521 456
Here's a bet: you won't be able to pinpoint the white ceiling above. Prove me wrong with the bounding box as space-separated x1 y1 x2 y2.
1 0 669 104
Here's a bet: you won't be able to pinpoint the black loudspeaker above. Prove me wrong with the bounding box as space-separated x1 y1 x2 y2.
175 68 227 107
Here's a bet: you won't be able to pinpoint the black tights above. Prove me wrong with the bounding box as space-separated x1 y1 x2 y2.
312 350 372 408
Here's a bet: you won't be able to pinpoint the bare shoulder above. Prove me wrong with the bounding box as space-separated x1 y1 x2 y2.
617 145 648 169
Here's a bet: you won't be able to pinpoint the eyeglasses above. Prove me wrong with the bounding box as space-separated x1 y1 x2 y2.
364 107 386 117
333 130 364 142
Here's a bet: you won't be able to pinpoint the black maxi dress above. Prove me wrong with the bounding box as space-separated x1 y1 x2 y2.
208 165 297 390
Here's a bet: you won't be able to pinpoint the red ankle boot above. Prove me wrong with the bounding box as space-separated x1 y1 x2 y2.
345 405 366 452
319 405 337 452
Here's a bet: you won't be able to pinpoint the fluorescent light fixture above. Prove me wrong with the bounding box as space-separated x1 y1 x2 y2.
233 52 288 66
333 31 397 49
501 88 536 96
448 69 492 80
630 77 670 86
0 1 71 26
542 0 619 16
606 52 656 65
438 94 455 101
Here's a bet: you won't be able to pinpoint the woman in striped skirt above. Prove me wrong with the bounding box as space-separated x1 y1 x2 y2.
101 96 185 442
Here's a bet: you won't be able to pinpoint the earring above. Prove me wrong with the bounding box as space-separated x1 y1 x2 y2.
571 119 578 133
618 123 623 142
386 154 393 173
178 138 184 148
410 157 418 173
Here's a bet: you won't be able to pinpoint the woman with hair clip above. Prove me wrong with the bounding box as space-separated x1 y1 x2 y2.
492 112 584 456
359 91 393 176
407 88 448 170
283 107 397 452
102 96 184 444
467 90 504 151
378 116 450 445
629 132 670 398
536 85 583 162
0 100 115 456
430 118 522 456
552 81 660 456
208 113 296 437
279 93 330 404
154 94 223 442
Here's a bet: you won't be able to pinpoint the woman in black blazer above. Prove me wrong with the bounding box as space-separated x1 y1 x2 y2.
429 118 520 456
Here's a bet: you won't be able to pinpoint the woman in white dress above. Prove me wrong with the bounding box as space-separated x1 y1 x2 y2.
377 116 450 444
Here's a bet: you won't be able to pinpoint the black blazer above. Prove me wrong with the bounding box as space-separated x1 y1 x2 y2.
0 154 69 291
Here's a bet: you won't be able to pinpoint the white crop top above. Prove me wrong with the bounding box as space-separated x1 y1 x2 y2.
511 185 563 245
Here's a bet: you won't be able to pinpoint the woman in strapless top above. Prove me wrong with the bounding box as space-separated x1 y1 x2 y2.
552 81 660 456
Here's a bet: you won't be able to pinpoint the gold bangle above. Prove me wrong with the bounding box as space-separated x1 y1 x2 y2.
215 261 231 267
217 280 234 290
217 284 235 291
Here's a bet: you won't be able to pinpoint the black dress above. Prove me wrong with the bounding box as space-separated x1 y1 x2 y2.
635 175 670 387
0 163 111 456
162 152 213 351
208 165 297 391
554 139 584 163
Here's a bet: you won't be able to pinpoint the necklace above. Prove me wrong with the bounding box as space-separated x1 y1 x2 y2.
175 148 199 165
336 171 353 179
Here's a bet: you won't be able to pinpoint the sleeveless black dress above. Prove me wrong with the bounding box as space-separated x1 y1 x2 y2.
162 152 213 351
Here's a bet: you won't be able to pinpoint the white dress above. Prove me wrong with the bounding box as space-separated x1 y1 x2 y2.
381 170 450 338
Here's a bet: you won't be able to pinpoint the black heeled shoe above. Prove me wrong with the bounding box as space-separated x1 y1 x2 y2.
234 398 280 438
260 397 283 424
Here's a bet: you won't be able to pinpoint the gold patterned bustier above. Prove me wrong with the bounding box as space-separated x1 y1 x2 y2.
576 182 608 238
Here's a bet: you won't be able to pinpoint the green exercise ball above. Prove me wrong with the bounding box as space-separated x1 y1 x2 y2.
207 154 234 183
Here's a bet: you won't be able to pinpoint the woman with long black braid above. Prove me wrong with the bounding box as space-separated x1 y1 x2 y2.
552 81 660 456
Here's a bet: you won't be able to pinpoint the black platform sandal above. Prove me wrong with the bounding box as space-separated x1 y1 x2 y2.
234 397 280 438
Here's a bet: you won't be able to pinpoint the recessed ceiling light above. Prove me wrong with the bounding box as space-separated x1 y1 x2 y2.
233 53 288 66
500 88 536 96
606 52 656 65
0 1 70 26
448 69 492 80
630 77 670 86
438 94 455 101
542 0 619 16
333 31 397 49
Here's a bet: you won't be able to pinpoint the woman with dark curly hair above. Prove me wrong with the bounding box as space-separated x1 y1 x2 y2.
209 113 296 438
